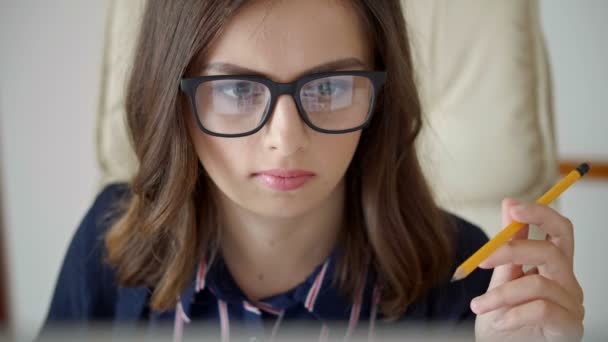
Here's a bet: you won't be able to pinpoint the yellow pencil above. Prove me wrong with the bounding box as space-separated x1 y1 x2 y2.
451 162 591 282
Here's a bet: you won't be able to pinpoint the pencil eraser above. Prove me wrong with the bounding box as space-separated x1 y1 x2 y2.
576 162 590 176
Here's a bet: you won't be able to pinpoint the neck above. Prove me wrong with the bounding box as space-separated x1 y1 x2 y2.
216 180 345 303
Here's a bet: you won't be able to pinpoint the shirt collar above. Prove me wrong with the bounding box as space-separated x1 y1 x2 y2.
187 247 365 321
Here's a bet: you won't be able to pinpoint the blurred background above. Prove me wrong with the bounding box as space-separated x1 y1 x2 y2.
0 0 607 341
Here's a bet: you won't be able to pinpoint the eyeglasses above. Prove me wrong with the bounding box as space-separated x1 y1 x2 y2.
180 71 387 137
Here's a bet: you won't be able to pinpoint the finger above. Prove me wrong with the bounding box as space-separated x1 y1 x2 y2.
471 274 584 320
479 239 582 301
510 203 575 260
486 198 528 290
480 240 568 275
491 299 584 341
502 198 530 241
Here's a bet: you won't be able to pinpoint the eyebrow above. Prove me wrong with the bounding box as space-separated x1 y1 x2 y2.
201 57 367 79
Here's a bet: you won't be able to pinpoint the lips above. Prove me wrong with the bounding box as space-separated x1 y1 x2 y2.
253 169 315 191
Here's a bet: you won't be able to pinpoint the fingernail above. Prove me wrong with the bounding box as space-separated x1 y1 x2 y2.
470 297 482 312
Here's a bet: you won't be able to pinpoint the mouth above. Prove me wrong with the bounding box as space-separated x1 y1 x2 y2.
252 169 316 191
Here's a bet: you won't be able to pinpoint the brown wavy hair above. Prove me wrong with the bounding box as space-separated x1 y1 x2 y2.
105 0 454 319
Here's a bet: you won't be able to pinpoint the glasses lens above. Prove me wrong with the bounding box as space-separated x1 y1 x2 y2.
195 79 271 135
299 75 374 131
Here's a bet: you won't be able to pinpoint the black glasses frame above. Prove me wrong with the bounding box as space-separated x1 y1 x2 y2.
180 70 387 138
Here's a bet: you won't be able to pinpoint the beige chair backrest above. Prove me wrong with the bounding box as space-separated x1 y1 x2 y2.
97 0 557 236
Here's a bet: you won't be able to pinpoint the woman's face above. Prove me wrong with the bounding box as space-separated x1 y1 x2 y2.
186 0 372 219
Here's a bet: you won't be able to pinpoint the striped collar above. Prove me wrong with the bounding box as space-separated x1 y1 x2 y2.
194 249 356 320
166 247 374 323
162 248 380 342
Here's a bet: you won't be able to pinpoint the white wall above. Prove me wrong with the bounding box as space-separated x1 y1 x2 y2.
540 0 608 340
0 1 105 340
541 0 608 160
560 181 608 340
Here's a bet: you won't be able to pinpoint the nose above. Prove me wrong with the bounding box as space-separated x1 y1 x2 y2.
263 95 310 156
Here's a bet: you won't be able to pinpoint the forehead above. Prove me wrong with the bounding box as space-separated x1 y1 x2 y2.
201 0 372 81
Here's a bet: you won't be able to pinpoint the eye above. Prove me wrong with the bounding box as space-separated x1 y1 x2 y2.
302 78 350 98
216 81 266 99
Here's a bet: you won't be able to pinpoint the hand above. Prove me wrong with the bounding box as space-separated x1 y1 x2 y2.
472 198 585 342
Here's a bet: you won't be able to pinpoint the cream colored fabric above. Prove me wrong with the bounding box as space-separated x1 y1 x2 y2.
403 0 558 234
97 0 145 185
97 0 557 236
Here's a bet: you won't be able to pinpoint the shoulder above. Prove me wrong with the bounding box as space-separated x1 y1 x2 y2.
45 183 132 321
88 182 132 230
80 182 131 233
63 183 132 273
400 211 493 323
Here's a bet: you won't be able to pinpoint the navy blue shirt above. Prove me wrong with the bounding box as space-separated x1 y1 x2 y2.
41 183 492 341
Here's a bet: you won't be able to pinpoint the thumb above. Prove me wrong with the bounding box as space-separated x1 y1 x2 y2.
486 197 529 290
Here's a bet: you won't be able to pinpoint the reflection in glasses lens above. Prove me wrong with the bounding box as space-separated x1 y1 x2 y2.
300 75 373 131
196 80 271 135
193 75 374 135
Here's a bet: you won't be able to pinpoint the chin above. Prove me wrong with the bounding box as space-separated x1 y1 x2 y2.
255 203 314 220
245 195 323 220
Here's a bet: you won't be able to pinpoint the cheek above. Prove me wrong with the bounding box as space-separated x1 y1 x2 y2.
315 133 361 173
196 137 237 174
185 111 232 172
191 131 255 183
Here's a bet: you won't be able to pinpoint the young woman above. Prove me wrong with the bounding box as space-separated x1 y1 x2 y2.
44 0 584 341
